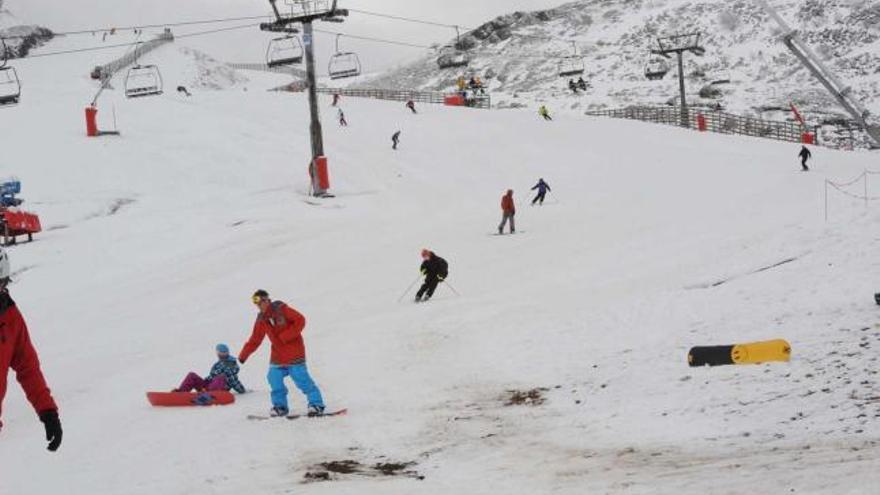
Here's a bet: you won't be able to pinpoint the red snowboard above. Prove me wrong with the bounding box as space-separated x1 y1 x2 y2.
147 391 235 407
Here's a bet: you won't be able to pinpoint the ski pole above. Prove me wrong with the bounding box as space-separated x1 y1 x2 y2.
397 275 422 303
442 280 460 296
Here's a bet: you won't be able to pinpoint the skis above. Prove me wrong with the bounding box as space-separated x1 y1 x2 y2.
489 231 525 236
247 408 348 421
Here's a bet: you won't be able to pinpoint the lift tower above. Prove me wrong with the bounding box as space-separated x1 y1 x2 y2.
651 33 705 128
261 0 348 197
755 0 880 148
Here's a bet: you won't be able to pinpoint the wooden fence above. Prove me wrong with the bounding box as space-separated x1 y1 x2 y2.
585 106 816 145
314 87 491 109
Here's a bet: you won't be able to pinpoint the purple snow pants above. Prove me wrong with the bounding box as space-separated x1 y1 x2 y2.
176 372 227 392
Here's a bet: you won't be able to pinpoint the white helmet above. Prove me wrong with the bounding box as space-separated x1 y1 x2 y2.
0 246 9 280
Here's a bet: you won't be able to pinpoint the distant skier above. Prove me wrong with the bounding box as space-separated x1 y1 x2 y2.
173 344 246 394
530 178 551 205
177 86 191 97
539 105 552 121
577 77 588 91
238 290 326 417
332 93 340 107
568 79 579 94
415 249 448 303
392 130 401 150
498 189 516 234
337 108 348 126
406 100 417 114
0 247 62 451
799 145 812 171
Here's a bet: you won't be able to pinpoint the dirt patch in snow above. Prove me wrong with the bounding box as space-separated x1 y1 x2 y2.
302 459 423 483
504 387 549 406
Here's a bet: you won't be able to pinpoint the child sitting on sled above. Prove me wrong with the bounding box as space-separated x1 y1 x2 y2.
174 344 246 393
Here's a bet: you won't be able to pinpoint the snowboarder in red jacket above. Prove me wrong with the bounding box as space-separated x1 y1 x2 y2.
0 247 62 451
238 290 325 417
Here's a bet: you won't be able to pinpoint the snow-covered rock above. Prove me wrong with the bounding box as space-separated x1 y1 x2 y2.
362 0 880 132
0 0 53 58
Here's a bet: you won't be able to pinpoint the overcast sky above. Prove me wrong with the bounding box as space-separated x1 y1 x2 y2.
9 0 569 73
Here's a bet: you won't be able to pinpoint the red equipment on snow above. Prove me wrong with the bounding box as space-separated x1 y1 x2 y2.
85 105 120 137
1 210 41 245
444 94 465 106
146 391 235 407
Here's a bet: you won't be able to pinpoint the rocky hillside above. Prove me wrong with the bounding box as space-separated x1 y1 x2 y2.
361 0 880 143
1 0 53 58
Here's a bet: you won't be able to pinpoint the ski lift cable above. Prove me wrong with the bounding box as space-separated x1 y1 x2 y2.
20 23 257 60
0 14 274 40
346 8 584 45
318 29 586 62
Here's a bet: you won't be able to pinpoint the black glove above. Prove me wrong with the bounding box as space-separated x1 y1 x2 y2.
39 410 62 452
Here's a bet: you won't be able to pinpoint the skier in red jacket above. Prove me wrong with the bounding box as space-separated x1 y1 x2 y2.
238 290 325 417
0 247 62 451
498 189 516 234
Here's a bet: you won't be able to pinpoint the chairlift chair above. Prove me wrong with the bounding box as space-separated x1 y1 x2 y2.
558 58 585 78
645 57 670 80
0 37 21 105
328 34 362 79
558 42 584 78
0 67 21 106
437 46 469 69
436 26 471 70
125 65 163 98
267 36 304 67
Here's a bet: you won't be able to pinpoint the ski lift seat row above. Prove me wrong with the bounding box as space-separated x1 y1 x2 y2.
329 53 361 79
558 58 584 78
328 35 362 80
437 48 469 70
125 64 163 98
1 37 21 106
645 57 670 81
0 66 21 106
437 26 470 70
558 41 585 78
267 36 304 67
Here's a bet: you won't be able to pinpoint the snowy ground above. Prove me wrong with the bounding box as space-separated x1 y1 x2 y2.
1 35 879 494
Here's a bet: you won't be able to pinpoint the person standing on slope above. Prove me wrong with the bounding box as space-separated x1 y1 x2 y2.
238 290 326 417
416 249 448 303
392 130 401 150
0 247 62 451
332 93 340 107
799 145 812 171
498 189 516 234
337 108 348 127
530 178 551 206
539 105 552 121
406 100 417 114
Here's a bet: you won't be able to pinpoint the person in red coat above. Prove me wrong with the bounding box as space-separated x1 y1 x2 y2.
0 247 62 451
238 290 325 417
498 189 516 234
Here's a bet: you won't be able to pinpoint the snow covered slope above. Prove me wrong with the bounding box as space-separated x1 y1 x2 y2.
364 0 880 131
1 32 880 495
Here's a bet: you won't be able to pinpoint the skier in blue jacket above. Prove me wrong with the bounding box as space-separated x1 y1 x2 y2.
530 178 551 205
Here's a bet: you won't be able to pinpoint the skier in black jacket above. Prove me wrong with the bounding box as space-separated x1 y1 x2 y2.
416 249 448 303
